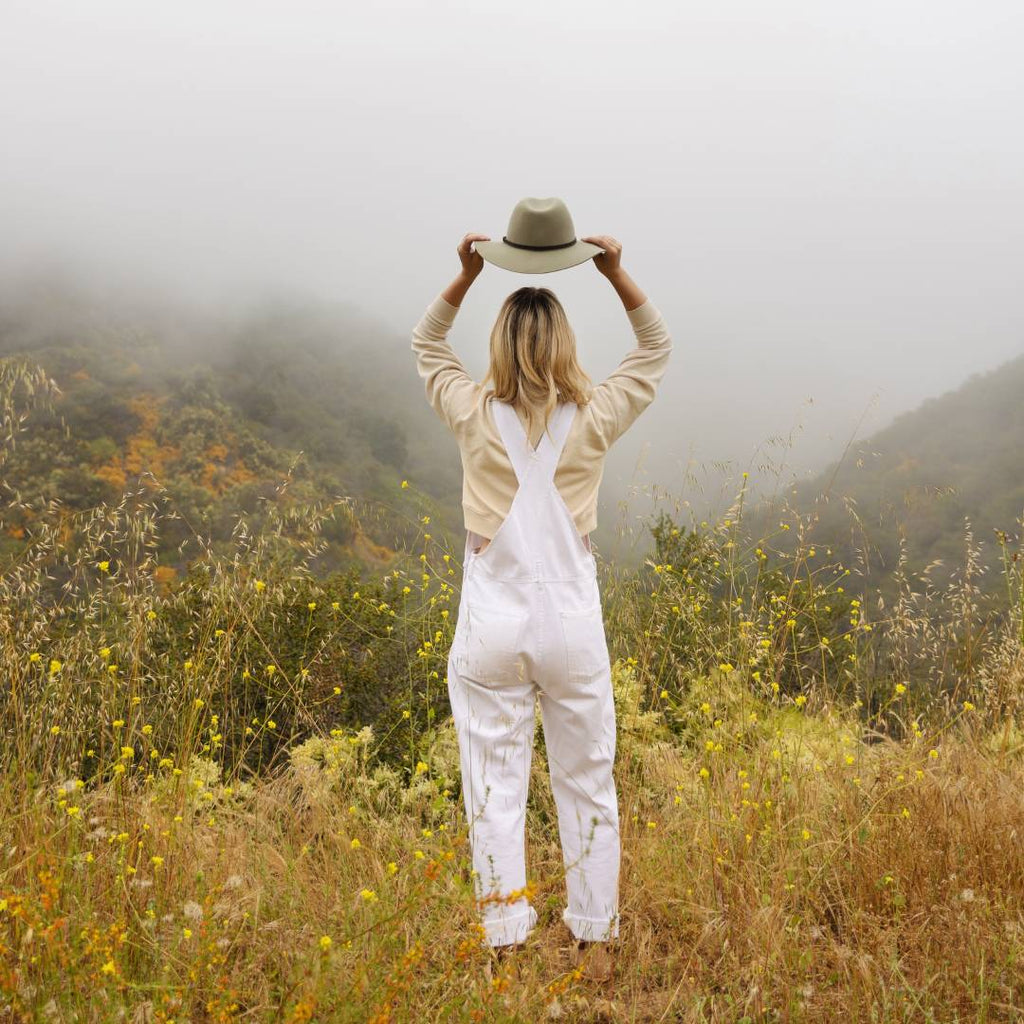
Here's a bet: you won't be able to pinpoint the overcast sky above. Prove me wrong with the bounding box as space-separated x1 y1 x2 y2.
2 0 1023 532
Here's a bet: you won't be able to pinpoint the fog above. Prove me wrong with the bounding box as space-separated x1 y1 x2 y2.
3 0 1023 522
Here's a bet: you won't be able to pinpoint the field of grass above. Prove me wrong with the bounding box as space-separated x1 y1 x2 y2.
2 369 1022 1021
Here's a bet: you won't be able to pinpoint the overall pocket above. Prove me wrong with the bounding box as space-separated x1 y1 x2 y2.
460 601 527 683
559 604 609 682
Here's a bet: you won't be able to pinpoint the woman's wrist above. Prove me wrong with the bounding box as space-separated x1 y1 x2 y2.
441 270 479 308
605 267 647 310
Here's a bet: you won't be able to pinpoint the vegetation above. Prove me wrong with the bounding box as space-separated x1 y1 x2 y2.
5 277 1024 602
784 351 1024 604
2 355 1022 1021
0 279 464 577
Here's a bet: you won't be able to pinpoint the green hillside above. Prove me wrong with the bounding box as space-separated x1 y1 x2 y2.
0 281 465 577
7 279 1023 603
785 351 1024 600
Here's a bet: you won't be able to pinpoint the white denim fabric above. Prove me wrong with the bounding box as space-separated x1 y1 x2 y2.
447 397 620 948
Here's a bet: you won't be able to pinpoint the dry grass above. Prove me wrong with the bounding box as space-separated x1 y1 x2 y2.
1 668 1020 1022
1 361 1022 1021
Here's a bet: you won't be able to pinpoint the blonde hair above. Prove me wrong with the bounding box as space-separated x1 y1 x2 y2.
481 287 593 445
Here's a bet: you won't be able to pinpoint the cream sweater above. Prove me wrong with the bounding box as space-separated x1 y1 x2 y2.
411 292 673 541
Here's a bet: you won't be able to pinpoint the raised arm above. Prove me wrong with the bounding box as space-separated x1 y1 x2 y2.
579 235 673 449
581 235 648 312
411 233 490 434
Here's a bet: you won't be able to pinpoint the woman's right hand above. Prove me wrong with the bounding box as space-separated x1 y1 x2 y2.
581 235 622 278
457 232 490 279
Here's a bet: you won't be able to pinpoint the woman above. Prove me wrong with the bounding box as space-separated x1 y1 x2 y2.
410 231 672 973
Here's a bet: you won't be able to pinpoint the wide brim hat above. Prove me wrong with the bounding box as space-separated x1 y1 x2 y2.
475 196 603 274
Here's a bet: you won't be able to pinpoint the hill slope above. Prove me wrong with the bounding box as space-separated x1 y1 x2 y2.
788 351 1024 596
0 278 465 575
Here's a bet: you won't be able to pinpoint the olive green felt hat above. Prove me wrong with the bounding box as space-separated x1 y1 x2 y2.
475 197 603 274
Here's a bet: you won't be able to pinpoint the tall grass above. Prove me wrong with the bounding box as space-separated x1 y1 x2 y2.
1 360 1022 1021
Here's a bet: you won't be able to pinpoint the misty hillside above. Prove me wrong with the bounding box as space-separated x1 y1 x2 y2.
786 350 1024 598
7 279 1024 597
0 281 465 575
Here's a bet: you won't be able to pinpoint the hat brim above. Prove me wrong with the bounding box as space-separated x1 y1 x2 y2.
474 239 603 275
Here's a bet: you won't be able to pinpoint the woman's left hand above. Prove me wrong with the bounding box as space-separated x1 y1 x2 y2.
457 233 490 278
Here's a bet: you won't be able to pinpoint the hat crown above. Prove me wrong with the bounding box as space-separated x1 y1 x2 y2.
475 195 598 273
505 197 576 249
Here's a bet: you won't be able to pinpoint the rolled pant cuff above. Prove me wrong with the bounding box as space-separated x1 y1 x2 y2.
482 904 538 947
563 909 619 942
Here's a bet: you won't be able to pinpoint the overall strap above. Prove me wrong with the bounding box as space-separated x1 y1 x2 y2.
534 401 578 482
490 398 533 484
490 399 579 486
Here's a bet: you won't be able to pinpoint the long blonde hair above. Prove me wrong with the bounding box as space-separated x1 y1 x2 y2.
481 287 593 445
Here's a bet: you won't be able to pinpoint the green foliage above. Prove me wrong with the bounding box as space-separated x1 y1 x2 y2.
783 352 1024 601
0 282 465 577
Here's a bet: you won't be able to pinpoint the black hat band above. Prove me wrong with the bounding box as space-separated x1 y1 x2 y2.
502 236 578 251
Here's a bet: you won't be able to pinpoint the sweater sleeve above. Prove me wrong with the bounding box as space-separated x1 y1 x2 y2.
411 293 479 435
587 298 673 449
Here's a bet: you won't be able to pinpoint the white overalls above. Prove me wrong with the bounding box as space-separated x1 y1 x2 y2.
447 397 620 948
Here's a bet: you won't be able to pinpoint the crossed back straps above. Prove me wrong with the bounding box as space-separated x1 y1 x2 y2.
489 399 578 485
